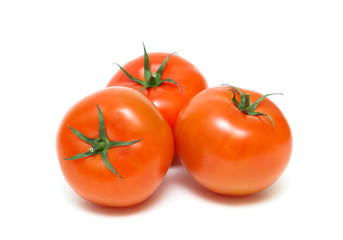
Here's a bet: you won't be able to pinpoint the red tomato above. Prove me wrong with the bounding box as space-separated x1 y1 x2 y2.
56 87 174 207
174 85 292 196
107 44 208 131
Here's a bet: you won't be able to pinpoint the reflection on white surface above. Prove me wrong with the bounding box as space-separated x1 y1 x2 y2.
215 118 247 137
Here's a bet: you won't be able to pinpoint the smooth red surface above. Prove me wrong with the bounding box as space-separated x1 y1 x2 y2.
56 87 174 207
174 86 292 196
107 53 208 131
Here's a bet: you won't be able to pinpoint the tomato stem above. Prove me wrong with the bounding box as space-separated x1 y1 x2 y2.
116 43 183 92
244 94 251 108
223 84 283 127
146 72 157 86
89 140 107 152
64 105 142 180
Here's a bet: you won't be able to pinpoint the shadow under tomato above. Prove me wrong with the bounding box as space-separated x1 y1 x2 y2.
62 165 286 215
61 165 183 216
164 166 287 206
170 155 183 167
73 197 158 216
62 179 173 216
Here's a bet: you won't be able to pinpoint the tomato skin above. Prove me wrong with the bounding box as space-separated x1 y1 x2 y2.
56 87 174 207
174 86 292 196
107 53 208 131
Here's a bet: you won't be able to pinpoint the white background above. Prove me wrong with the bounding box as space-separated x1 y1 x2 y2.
1 0 342 239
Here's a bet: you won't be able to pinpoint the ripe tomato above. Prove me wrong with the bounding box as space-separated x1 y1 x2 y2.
174 85 292 196
107 44 208 131
56 87 174 207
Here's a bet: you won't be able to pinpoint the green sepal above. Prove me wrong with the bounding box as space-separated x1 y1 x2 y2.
227 89 240 109
155 52 177 81
160 79 183 92
115 63 146 86
139 86 148 92
223 84 246 110
108 139 142 149
248 111 275 127
64 150 98 160
143 42 152 82
101 151 124 180
67 125 97 145
223 84 283 127
64 105 142 180
96 105 107 139
116 43 183 92
243 93 283 113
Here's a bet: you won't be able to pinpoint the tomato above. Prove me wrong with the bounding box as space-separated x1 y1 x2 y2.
174 85 292 196
107 44 208 131
56 87 174 207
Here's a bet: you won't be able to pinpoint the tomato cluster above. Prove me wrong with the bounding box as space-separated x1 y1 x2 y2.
56 44 292 207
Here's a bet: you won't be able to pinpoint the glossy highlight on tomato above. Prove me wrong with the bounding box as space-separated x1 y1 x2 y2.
174 86 292 196
56 87 174 207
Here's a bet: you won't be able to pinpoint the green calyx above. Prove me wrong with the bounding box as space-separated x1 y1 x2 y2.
64 105 142 180
223 84 283 127
115 43 183 92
